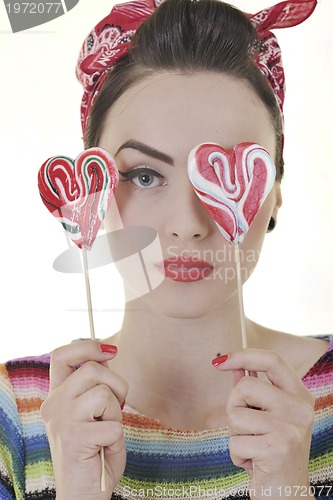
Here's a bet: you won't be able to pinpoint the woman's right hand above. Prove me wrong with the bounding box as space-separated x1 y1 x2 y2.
40 340 128 500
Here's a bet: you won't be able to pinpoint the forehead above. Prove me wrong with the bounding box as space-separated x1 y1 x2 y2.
99 72 276 160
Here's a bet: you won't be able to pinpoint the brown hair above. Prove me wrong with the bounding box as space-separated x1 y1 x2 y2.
85 0 284 179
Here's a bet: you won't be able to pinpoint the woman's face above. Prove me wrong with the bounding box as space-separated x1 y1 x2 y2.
99 72 281 319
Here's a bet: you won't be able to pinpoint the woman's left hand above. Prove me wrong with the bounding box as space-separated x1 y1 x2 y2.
213 349 315 499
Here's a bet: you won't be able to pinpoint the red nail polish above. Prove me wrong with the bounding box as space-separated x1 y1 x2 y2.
120 400 126 410
100 344 118 354
212 354 229 367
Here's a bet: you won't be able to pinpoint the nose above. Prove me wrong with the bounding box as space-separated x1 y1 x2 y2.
165 180 211 242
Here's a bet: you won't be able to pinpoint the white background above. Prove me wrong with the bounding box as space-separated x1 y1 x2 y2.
0 0 332 361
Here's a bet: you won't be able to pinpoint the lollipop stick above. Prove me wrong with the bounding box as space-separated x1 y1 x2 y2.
81 247 106 492
234 244 250 378
234 244 247 350
82 247 96 339
235 244 257 486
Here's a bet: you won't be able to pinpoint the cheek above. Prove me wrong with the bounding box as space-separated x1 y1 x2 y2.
106 188 163 233
113 191 133 225
104 188 140 230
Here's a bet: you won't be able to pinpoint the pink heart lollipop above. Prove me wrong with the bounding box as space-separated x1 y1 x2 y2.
187 142 276 243
38 147 119 249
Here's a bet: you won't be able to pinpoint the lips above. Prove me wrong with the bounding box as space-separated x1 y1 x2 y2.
156 257 214 282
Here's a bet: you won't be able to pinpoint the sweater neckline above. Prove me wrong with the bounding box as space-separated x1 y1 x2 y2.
121 334 333 434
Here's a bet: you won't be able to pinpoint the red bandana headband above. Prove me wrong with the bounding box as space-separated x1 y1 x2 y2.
76 0 317 137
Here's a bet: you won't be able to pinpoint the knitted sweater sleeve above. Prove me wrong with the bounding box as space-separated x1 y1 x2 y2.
0 363 25 499
0 356 56 499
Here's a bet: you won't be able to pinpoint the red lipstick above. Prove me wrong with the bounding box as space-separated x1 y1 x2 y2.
156 257 213 282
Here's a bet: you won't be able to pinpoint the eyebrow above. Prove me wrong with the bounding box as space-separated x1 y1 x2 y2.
114 140 174 166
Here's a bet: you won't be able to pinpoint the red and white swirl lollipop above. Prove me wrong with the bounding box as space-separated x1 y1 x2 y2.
187 142 276 244
38 147 119 249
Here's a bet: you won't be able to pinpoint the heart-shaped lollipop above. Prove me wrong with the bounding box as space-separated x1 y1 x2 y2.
38 147 119 249
188 142 276 243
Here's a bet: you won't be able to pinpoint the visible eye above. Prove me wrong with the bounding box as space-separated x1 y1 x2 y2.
118 167 165 189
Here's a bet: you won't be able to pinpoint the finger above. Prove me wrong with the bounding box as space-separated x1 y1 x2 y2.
50 360 128 405
91 421 125 452
50 340 118 390
232 368 245 386
231 369 257 386
228 406 275 436
213 349 308 397
226 375 314 423
229 434 259 468
229 433 280 468
229 426 298 469
67 384 123 422
62 420 124 455
227 376 274 411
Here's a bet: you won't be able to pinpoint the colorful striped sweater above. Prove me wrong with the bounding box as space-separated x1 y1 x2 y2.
1 336 333 499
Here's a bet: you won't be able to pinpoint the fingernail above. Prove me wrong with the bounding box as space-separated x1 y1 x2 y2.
100 344 118 354
212 354 229 367
120 400 126 410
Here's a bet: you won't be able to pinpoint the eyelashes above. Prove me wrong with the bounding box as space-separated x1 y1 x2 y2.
118 167 165 189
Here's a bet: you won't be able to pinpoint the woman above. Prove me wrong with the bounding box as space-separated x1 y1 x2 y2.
1 0 332 499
